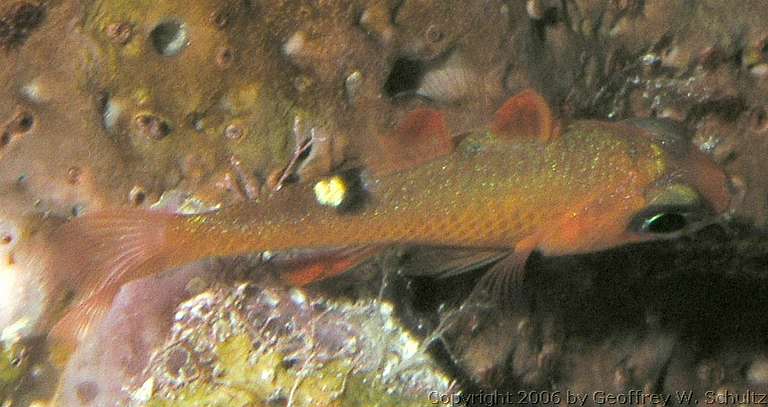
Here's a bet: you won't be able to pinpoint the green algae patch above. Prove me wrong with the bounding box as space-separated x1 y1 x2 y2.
143 333 438 407
144 384 257 407
215 334 351 406
135 286 455 406
0 342 27 400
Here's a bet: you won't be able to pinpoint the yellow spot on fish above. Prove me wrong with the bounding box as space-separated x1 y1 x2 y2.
649 143 667 177
314 176 347 207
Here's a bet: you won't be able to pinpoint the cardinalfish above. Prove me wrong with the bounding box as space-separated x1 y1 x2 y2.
41 90 734 349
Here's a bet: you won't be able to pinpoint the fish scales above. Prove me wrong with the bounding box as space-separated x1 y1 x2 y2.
173 121 660 257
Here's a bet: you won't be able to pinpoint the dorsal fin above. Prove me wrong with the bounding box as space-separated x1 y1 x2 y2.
369 108 454 175
491 89 555 142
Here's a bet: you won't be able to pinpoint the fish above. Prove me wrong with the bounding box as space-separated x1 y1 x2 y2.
41 89 734 350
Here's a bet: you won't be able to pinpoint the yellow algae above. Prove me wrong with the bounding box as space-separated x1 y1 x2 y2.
138 288 452 407
230 83 263 115
0 342 27 401
132 89 152 107
143 332 434 407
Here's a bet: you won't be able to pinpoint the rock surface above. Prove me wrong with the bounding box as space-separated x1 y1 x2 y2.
1 0 768 405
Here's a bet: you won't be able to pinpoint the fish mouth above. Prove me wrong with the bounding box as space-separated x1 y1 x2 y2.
723 175 746 220
679 146 732 217
627 116 734 217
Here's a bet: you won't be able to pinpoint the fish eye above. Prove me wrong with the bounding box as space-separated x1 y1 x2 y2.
630 205 704 236
641 212 688 234
633 183 713 236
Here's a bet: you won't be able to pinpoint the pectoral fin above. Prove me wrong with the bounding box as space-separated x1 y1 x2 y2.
470 236 538 310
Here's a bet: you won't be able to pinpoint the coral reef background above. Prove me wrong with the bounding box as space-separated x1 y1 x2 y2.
2 0 768 405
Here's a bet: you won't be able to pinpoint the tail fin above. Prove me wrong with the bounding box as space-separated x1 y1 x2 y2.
48 285 119 365
44 209 187 353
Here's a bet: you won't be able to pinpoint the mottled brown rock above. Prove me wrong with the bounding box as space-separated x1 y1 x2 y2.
2 1 768 405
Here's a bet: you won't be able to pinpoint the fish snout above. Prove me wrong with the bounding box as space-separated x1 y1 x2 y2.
680 146 732 217
627 117 734 218
723 175 746 219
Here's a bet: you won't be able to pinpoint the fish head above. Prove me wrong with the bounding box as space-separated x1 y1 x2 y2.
620 118 736 242
541 117 736 256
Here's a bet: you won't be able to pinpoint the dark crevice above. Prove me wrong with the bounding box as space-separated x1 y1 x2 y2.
135 113 173 140
389 0 407 25
531 6 561 42
15 112 33 132
685 97 747 124
150 20 187 56
731 47 744 67
383 57 425 100
0 2 46 50
1 131 11 147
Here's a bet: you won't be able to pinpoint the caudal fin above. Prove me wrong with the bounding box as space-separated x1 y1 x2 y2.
44 209 187 353
48 285 118 365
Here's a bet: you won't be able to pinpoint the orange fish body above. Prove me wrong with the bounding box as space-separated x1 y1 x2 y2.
178 123 666 254
43 90 733 347
170 119 729 263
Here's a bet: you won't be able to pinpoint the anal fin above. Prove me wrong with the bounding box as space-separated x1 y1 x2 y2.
272 246 382 286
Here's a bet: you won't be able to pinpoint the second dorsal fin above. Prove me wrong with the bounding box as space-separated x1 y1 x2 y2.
491 89 556 142
369 108 454 175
